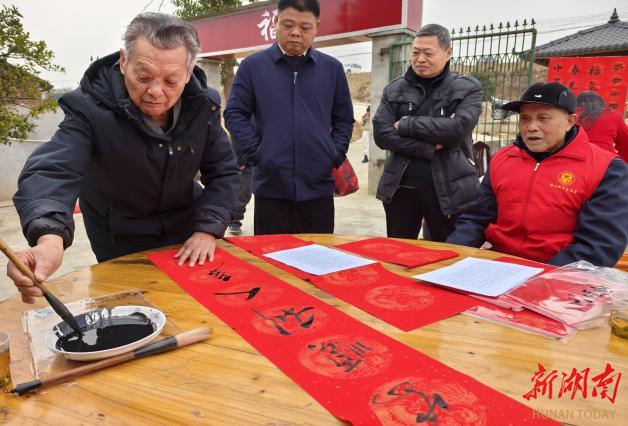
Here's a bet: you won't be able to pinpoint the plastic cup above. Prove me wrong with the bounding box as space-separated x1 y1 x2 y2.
0 331 10 391
610 291 628 339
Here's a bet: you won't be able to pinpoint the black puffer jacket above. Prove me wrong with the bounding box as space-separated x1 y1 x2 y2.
14 53 240 249
373 65 482 215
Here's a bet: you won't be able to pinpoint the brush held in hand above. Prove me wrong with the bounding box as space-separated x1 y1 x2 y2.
0 238 83 335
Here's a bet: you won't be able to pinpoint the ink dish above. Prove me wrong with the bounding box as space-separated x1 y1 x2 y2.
44 306 166 361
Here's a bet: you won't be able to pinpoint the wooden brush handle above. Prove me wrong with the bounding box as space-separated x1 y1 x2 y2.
12 327 212 395
0 238 48 292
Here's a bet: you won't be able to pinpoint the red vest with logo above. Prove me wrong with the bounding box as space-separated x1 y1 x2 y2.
486 129 616 263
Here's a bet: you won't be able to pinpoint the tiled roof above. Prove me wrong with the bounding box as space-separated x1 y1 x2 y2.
533 9 628 60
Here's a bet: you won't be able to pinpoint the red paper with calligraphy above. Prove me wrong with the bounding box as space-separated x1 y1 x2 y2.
227 235 482 331
548 56 628 114
148 248 558 425
334 237 459 267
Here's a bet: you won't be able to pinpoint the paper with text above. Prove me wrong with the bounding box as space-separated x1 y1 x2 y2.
413 257 544 297
263 244 376 275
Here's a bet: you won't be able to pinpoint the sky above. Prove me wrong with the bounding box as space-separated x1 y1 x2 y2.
2 0 626 88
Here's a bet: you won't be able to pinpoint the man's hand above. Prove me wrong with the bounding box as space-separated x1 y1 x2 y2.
435 144 444 150
175 232 216 267
6 235 64 304
393 120 400 130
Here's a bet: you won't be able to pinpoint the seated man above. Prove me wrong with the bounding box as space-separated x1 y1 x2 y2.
447 82 628 267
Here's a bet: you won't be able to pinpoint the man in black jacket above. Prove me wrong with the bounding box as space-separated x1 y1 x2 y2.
8 13 240 303
373 24 482 241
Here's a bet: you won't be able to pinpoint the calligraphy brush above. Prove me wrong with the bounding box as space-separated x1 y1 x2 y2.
0 238 83 335
11 327 212 395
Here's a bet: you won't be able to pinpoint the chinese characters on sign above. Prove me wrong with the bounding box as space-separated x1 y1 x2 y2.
523 363 622 403
257 9 278 42
548 56 628 114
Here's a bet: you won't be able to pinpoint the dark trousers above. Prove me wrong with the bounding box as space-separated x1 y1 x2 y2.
383 186 456 242
231 166 253 226
254 196 334 235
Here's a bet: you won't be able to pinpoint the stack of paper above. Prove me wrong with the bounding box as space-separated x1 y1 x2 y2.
263 244 377 276
413 257 544 297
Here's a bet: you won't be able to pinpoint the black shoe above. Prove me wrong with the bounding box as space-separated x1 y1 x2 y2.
228 224 242 235
362 155 369 163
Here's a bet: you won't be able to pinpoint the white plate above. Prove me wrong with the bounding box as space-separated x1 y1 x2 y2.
45 305 166 361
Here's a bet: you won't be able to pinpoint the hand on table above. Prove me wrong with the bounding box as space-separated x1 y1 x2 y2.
6 235 64 304
175 232 216 267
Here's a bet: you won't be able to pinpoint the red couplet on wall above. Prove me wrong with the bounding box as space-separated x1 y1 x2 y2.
192 0 422 58
548 56 628 115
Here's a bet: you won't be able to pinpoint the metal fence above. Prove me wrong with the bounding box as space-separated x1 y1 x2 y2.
389 20 538 152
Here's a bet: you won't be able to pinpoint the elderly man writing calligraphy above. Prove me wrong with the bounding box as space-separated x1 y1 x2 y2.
8 13 240 303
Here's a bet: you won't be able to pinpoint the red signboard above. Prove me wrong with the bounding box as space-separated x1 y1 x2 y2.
548 56 628 115
193 0 422 58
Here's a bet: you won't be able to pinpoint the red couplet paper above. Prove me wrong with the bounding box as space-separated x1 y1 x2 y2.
461 257 558 311
226 234 313 279
548 56 628 114
334 237 459 267
148 248 558 425
227 235 482 331
309 263 482 331
464 305 575 340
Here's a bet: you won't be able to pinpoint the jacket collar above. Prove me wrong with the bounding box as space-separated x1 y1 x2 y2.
268 42 319 64
403 61 451 94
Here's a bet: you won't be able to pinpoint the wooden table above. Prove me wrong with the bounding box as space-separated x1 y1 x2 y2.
1 235 626 425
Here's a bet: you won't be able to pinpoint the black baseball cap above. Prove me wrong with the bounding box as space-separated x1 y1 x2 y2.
501 82 577 114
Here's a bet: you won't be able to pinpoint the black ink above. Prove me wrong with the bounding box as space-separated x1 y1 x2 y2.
371 381 448 424
215 287 260 300
208 262 231 281
54 310 155 352
253 306 314 336
307 339 370 373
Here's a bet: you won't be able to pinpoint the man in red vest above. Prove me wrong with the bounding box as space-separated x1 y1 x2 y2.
447 82 628 267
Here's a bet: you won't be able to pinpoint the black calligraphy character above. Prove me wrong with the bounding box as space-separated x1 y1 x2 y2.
253 306 314 336
371 381 448 423
610 90 620 97
552 63 563 73
569 65 580 75
608 103 619 110
214 287 260 300
327 354 362 372
588 65 601 76
613 63 625 72
587 81 598 91
208 262 231 281
568 81 577 89
611 77 623 86
348 341 373 358
416 393 448 424
307 340 363 372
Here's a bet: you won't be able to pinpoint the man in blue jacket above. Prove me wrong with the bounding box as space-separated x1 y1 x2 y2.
224 0 354 235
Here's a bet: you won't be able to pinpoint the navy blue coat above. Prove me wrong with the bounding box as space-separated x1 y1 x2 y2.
224 43 354 201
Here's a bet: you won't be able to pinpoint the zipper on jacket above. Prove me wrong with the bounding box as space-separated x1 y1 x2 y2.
389 157 412 202
168 143 174 156
408 102 413 111
521 162 541 232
